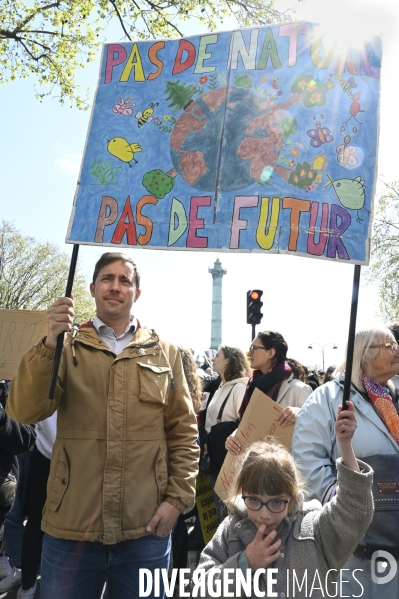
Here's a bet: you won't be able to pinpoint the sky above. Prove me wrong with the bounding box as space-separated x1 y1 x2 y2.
1 0 398 368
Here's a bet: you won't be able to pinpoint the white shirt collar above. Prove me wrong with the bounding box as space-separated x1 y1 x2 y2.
92 315 137 338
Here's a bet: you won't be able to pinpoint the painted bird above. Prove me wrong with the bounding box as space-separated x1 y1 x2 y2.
324 174 367 222
107 137 142 166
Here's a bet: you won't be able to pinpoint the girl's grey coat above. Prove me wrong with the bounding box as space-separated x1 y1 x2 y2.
195 459 373 599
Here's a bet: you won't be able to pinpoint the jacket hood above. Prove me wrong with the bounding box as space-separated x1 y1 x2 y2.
222 377 249 387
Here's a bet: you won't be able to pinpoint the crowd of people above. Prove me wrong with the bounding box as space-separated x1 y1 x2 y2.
0 251 398 599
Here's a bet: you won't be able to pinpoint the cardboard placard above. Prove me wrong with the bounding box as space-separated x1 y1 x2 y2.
0 310 47 380
214 388 294 502
195 472 221 544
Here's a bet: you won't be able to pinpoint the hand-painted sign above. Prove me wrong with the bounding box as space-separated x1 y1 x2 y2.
196 473 220 544
0 310 47 380
66 22 381 264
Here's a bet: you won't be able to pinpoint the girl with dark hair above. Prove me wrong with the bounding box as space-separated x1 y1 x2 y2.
226 331 311 456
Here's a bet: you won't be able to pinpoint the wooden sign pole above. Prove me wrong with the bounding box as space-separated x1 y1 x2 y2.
48 244 80 399
342 264 361 408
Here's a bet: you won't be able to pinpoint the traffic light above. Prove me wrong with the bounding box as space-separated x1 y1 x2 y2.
246 290 263 325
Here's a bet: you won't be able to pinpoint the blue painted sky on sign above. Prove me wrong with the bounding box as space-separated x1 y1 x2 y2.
66 22 381 264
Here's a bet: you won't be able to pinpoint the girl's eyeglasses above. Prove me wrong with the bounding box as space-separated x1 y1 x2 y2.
242 495 290 513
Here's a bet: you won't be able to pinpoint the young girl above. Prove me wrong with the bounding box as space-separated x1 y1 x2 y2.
195 402 374 598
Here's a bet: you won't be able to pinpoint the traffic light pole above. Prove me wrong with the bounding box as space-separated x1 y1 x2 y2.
251 324 256 343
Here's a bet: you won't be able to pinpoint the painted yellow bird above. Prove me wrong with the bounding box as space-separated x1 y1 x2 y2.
107 137 142 166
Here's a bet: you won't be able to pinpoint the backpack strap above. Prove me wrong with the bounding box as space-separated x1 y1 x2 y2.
216 384 237 423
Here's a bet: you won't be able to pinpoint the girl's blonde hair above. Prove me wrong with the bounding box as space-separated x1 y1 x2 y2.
226 439 305 515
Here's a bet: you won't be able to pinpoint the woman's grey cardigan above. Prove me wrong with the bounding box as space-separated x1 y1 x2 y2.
195 459 373 599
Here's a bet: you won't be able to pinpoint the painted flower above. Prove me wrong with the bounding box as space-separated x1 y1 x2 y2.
310 92 321 104
312 154 328 171
289 160 295 168
315 174 323 183
154 117 160 124
277 90 284 96
261 77 268 82
291 148 299 157
199 76 208 84
307 80 317 92
298 80 307 90
163 115 170 121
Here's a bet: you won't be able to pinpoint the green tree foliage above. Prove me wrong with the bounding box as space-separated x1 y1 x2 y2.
0 0 292 108
0 221 95 323
368 181 399 322
165 79 202 112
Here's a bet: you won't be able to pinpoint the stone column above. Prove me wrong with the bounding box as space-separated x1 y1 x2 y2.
208 257 227 350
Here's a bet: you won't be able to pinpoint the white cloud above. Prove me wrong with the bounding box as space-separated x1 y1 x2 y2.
56 154 81 176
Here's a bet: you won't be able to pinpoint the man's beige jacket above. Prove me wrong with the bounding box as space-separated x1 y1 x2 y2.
7 326 199 544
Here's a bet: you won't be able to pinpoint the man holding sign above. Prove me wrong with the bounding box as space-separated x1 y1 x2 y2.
7 252 199 599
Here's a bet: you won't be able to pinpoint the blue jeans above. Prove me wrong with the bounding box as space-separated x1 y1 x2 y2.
4 450 31 564
41 533 171 599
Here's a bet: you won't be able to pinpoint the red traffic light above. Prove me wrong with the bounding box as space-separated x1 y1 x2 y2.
246 290 264 326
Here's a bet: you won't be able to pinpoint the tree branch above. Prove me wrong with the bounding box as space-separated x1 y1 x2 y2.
108 0 132 40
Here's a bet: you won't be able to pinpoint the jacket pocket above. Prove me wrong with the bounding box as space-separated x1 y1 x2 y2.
137 362 171 405
48 447 69 512
156 449 168 504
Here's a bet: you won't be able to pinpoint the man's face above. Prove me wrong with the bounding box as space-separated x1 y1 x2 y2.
90 260 141 325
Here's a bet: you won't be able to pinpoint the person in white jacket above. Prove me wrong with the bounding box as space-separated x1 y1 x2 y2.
202 346 250 517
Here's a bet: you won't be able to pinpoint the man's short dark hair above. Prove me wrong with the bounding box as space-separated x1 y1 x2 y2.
92 253 140 288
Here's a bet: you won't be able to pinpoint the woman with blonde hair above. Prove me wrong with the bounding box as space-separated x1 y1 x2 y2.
292 326 399 599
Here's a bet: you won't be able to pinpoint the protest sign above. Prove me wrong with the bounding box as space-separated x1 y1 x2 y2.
214 388 294 502
66 22 381 265
0 310 47 380
196 473 220 544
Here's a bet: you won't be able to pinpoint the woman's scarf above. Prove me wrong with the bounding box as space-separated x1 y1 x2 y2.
239 362 292 419
361 372 399 445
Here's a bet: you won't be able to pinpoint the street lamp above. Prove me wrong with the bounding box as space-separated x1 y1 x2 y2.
307 342 338 370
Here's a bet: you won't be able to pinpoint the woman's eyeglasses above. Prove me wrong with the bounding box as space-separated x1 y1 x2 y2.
242 495 290 513
248 344 267 354
369 342 399 354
